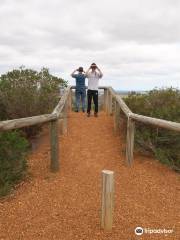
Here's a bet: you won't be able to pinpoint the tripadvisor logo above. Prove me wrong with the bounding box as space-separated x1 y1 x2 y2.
135 226 174 236
135 227 144 235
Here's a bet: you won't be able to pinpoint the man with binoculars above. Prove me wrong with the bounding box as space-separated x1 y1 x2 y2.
86 63 103 117
71 63 103 117
71 66 86 112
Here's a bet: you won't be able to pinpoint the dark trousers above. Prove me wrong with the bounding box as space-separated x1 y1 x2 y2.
87 90 98 113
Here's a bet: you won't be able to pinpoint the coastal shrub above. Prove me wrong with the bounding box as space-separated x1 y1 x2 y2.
123 87 180 171
0 67 67 119
0 67 67 137
0 67 67 197
0 131 28 197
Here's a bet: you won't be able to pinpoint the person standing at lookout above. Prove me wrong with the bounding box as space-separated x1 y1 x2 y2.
71 67 86 112
86 63 103 117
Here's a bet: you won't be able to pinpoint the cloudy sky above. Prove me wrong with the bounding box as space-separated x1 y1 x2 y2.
0 0 180 90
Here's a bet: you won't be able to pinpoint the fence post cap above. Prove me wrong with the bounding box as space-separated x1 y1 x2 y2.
102 170 114 175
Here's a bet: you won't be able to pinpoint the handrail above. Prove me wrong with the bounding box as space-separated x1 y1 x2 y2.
71 85 180 131
52 86 71 117
106 86 180 132
108 87 132 117
130 113 180 133
104 86 180 166
1 84 179 170
0 86 71 172
0 87 71 132
70 86 108 90
0 113 57 131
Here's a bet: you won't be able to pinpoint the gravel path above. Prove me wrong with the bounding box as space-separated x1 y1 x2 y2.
0 112 179 239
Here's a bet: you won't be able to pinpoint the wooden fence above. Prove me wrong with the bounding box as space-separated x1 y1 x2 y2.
104 87 180 165
0 85 180 171
0 86 71 172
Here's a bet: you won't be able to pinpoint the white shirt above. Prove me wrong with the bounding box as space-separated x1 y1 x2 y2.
86 71 102 90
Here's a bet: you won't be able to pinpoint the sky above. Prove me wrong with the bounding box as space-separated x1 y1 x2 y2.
0 0 180 90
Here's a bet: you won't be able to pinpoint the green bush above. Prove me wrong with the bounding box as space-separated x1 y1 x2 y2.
0 67 67 137
0 67 67 119
124 88 180 171
0 66 67 197
0 131 29 197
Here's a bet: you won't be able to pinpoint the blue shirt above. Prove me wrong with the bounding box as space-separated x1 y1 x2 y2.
72 73 86 90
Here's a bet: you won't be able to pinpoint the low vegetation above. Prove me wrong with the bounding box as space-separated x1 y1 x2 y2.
0 67 67 197
0 131 28 197
123 87 180 171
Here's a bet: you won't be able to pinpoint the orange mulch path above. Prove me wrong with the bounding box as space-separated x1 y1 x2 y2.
0 111 179 240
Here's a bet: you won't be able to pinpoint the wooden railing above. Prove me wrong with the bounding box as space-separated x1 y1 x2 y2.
104 87 180 165
0 86 71 172
0 85 179 172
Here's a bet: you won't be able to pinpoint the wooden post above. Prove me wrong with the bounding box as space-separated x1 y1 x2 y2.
107 89 110 114
104 89 108 112
126 117 135 165
50 119 59 172
114 100 120 134
62 102 68 135
101 170 114 231
68 89 72 111
58 118 63 135
105 89 110 114
108 90 113 115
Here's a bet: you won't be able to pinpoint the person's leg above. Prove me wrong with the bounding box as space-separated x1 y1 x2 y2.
75 89 81 112
81 89 86 112
87 90 93 114
93 90 98 114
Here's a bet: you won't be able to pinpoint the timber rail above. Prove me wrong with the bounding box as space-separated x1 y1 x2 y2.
0 85 179 171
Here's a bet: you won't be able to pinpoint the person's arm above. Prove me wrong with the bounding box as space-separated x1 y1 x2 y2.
71 69 78 78
97 66 103 78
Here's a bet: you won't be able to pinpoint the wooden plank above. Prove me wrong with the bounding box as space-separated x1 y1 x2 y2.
130 113 180 133
104 89 108 112
58 118 63 135
70 86 108 90
0 113 57 131
62 102 68 135
106 90 110 114
114 100 120 134
113 99 117 132
101 170 114 231
108 87 117 99
108 90 113 115
52 86 71 118
126 118 135 165
68 89 72 111
0 87 70 132
106 89 109 114
115 96 132 117
108 87 132 117
50 119 59 172
108 86 180 133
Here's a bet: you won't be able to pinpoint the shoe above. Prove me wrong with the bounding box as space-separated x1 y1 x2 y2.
75 109 79 112
94 112 98 117
87 112 90 117
82 109 85 113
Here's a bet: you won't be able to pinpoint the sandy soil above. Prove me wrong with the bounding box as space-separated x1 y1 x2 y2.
0 111 179 240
